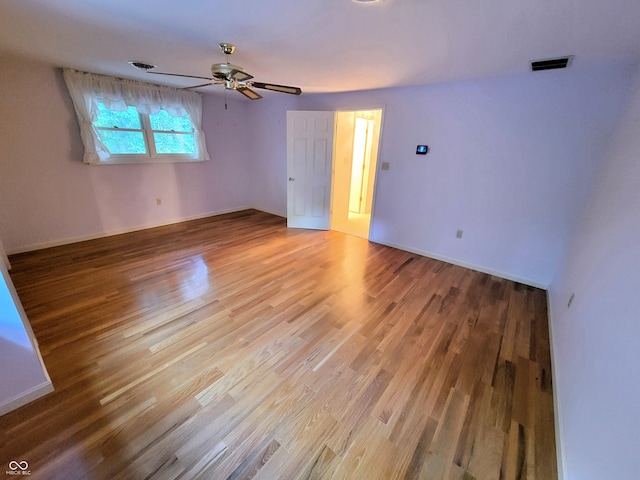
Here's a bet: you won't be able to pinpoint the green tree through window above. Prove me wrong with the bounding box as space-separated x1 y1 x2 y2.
93 101 196 158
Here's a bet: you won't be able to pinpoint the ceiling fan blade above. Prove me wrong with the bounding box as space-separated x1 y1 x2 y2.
230 69 253 82
180 82 215 90
148 71 213 81
251 82 301 95
236 87 262 100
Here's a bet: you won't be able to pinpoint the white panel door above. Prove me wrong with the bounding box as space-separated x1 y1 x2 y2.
286 111 335 230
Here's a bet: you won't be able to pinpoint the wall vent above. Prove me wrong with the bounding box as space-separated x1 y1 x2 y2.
531 56 573 71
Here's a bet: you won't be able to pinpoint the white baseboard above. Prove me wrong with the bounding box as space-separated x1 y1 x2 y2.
546 293 568 480
374 239 548 289
252 207 286 218
0 381 54 417
6 206 254 255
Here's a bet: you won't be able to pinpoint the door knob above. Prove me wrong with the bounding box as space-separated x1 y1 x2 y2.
288 177 295 181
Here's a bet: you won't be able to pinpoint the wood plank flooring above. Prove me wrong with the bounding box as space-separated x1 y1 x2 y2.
0 210 557 479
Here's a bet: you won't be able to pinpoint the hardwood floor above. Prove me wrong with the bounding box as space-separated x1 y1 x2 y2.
0 210 557 479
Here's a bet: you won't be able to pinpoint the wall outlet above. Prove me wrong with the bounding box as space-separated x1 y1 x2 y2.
456 229 463 239
156 198 162 206
381 162 390 171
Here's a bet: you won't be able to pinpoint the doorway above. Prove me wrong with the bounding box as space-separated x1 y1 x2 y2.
330 109 383 239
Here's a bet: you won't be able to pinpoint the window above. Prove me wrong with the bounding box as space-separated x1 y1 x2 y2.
148 109 196 155
63 69 209 164
94 102 147 155
93 101 197 160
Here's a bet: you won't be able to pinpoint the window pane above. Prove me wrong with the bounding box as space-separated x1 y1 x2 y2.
97 130 147 154
153 133 196 154
93 102 142 129
149 110 192 132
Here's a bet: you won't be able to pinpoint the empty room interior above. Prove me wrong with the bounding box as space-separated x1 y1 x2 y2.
0 1 639 479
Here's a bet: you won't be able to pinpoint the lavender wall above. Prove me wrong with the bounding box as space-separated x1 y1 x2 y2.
0 237 9 270
245 95 299 216
0 53 253 253
548 64 640 480
248 62 635 287
0 258 52 415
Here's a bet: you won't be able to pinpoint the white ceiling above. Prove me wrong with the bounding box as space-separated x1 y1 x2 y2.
0 0 639 95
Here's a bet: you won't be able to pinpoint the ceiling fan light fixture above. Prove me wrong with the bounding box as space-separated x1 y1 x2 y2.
128 61 157 71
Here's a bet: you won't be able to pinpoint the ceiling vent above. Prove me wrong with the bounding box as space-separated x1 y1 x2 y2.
531 56 573 72
128 61 157 71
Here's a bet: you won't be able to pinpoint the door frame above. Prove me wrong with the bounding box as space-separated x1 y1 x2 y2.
329 105 386 240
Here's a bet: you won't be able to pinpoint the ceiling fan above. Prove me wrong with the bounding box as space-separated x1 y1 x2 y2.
140 43 302 100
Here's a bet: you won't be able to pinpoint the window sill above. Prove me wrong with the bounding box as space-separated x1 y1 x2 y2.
87 154 208 165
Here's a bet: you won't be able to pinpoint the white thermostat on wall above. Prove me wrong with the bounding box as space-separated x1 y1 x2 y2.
416 145 428 155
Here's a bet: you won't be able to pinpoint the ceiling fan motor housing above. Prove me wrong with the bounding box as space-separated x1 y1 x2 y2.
211 63 245 79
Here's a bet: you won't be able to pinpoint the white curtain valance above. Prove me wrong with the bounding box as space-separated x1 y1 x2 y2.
63 69 210 164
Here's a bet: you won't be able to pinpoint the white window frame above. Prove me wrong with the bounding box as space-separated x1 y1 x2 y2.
93 100 198 164
63 69 210 165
